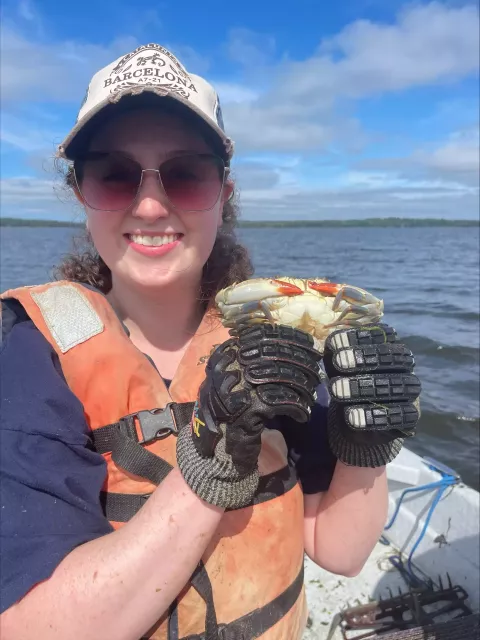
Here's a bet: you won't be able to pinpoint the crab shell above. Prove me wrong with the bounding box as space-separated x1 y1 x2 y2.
215 277 384 353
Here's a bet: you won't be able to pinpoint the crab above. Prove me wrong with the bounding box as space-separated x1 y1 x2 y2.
215 277 384 353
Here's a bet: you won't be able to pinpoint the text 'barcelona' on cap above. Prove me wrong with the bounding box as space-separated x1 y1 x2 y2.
58 43 234 162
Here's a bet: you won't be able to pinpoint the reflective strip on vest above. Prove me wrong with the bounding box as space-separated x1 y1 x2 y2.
31 284 104 353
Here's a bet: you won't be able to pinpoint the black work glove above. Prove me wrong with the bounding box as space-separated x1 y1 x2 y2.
323 324 421 468
176 323 322 509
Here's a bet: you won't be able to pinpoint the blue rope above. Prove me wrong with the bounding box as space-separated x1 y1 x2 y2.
382 467 459 586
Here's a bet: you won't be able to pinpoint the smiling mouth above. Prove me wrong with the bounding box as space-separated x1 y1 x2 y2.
126 233 182 247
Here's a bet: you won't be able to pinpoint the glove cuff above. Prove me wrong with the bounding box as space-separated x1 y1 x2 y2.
176 426 260 510
327 405 404 468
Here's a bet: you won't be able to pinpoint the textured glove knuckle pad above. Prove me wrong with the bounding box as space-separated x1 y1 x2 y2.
325 323 421 468
188 322 321 489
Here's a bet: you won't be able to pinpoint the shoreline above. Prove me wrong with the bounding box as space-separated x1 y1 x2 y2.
1 217 478 228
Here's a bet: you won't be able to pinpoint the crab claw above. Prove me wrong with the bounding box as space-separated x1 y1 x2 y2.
308 281 381 311
215 278 302 306
271 279 303 296
308 281 341 296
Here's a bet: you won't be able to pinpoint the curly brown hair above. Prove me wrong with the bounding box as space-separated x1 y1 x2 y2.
53 164 254 307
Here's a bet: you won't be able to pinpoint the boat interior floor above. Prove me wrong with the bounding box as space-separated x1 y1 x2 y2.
303 540 478 640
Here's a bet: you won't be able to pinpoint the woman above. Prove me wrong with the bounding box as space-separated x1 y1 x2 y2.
0 44 420 640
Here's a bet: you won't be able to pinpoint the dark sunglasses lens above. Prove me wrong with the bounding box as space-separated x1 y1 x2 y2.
76 154 142 211
160 155 224 211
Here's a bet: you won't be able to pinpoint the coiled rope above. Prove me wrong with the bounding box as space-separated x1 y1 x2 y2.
380 459 460 586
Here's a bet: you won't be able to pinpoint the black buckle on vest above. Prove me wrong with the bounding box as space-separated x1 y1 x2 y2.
134 404 178 444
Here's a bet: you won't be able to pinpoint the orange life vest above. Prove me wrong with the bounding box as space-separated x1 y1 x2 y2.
2 281 308 640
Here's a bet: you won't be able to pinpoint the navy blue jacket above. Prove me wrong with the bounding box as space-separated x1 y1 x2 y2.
0 299 336 613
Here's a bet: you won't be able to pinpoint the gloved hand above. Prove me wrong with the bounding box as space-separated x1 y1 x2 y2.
176 323 322 509
322 323 421 468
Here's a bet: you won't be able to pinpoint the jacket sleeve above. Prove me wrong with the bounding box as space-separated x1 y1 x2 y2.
0 313 113 614
274 381 338 494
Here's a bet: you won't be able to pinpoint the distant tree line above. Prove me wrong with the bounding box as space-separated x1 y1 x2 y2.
237 218 479 228
0 216 478 228
1 218 82 228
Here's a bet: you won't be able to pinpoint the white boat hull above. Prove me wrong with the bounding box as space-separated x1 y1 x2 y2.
303 447 480 639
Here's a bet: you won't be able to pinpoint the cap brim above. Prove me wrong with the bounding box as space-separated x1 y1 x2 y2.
58 88 233 162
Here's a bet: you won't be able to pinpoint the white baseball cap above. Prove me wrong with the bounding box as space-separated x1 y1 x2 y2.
57 43 234 162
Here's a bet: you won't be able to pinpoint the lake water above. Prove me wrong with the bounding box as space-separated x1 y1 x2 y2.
1 225 479 490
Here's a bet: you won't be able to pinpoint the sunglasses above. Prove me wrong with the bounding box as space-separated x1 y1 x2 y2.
73 152 227 212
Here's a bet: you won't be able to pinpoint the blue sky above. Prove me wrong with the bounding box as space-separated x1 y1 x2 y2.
1 0 478 220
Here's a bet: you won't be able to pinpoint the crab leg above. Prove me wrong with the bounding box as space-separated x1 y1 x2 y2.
332 286 381 313
222 311 269 327
327 304 379 327
259 300 278 324
220 301 264 320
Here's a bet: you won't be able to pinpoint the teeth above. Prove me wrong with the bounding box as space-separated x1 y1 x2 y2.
130 234 178 246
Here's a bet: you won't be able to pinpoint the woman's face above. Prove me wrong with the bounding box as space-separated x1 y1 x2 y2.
78 108 232 292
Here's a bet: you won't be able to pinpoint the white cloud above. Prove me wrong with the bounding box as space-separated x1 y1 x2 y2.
3 3 476 127
231 161 281 190
1 177 56 202
226 28 276 69
213 82 259 104
1 2 478 222
164 43 211 76
2 150 477 222
2 2 477 157
0 175 81 220
0 26 138 104
317 2 479 96
1 113 63 153
418 128 479 175
222 2 479 154
358 126 480 186
18 0 36 21
15 0 45 38
230 125 479 220
237 181 478 220
0 20 210 106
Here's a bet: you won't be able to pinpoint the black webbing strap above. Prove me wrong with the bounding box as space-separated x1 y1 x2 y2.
102 463 299 522
143 563 304 640
181 564 305 640
110 429 174 486
91 415 137 455
172 402 197 430
139 563 220 640
92 403 196 455
100 491 151 521
90 402 195 490
168 600 179 640
190 563 220 640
